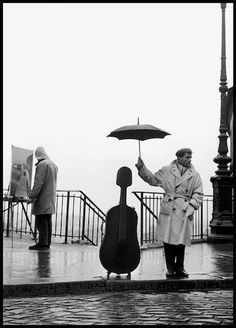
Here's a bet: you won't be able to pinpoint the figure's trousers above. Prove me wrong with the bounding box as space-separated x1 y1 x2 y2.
35 214 52 246
163 243 186 271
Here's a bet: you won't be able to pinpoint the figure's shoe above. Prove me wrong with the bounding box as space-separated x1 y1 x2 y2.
175 268 189 278
29 244 49 250
166 269 175 278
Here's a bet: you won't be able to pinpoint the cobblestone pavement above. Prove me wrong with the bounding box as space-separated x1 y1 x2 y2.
3 290 233 325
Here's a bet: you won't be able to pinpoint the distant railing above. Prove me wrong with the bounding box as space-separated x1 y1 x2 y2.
2 189 213 247
2 190 106 246
132 191 213 245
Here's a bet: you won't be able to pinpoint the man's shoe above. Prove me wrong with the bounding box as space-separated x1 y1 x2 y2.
29 244 49 250
175 268 189 278
166 269 175 278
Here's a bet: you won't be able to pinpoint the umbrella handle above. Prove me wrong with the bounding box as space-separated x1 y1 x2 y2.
137 117 141 157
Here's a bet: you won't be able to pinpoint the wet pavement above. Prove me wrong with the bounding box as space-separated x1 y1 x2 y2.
3 290 233 325
3 234 234 325
3 234 233 295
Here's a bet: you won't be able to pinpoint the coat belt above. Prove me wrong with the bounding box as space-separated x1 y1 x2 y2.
164 193 191 201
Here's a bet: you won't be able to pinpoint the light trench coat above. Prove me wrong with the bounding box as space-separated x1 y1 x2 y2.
29 158 58 215
139 160 203 246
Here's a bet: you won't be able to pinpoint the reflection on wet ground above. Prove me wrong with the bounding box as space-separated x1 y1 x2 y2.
37 251 51 278
3 234 233 285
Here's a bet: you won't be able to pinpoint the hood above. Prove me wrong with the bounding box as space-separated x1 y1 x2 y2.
35 146 49 160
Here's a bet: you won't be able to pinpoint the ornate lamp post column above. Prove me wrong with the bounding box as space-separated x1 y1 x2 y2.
209 3 233 238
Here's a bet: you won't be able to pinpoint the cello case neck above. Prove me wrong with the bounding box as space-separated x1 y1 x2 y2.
116 167 132 243
117 166 132 206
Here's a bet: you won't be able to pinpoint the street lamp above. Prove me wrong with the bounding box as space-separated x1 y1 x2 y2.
209 3 233 238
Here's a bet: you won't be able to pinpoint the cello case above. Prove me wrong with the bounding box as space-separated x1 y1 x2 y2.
99 166 140 279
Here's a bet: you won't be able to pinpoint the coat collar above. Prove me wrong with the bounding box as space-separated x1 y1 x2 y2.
35 158 45 166
170 160 195 186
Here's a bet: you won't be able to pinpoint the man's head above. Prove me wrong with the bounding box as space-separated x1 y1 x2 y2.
35 146 49 161
175 148 192 168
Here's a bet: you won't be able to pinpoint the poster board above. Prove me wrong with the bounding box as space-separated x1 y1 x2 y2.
9 145 34 199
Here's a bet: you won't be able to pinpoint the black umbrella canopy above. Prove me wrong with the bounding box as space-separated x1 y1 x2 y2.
107 124 171 141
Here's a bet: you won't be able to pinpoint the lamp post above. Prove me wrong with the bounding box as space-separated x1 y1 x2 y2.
209 3 233 238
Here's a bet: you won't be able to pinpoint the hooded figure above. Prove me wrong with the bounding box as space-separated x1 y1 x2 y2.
28 146 58 250
136 148 203 278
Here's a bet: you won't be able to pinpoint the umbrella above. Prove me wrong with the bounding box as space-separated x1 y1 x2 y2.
107 118 171 156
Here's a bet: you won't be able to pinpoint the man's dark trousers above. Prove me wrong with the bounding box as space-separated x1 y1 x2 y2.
35 214 52 246
164 243 185 272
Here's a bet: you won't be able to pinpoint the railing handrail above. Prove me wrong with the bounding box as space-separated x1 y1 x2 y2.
132 190 213 198
83 200 106 222
56 189 107 217
2 188 213 246
2 188 106 246
132 191 159 219
3 188 107 217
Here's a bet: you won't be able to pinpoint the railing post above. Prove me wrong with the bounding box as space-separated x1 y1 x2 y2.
82 195 87 240
140 192 144 246
6 201 11 237
200 203 204 239
64 191 70 244
34 215 37 240
206 198 209 238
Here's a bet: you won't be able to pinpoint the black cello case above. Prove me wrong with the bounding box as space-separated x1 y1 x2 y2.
99 166 140 279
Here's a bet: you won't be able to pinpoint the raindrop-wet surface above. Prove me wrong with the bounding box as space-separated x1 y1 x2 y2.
3 235 233 285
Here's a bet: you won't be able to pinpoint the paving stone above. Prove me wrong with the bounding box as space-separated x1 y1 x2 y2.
191 318 223 323
187 315 215 319
185 323 205 325
222 319 233 324
3 290 233 325
169 318 191 322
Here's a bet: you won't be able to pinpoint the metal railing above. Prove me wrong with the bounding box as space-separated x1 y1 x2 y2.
2 189 213 246
2 190 106 246
132 191 213 245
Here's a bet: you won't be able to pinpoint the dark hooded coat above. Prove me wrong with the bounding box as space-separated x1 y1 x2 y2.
28 148 58 215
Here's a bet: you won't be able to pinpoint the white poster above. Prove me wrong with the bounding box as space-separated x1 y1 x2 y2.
9 145 34 199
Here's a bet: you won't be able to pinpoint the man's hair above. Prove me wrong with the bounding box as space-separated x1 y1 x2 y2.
175 148 192 158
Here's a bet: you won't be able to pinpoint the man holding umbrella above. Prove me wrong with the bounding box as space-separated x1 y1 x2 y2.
135 148 203 278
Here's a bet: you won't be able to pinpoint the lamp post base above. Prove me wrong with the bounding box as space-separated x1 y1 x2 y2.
207 233 233 243
209 175 233 240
